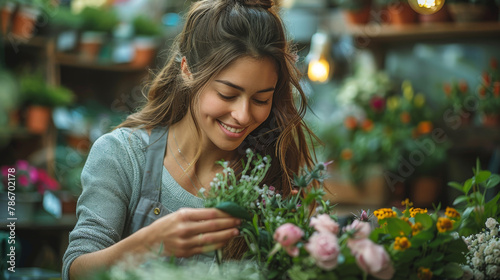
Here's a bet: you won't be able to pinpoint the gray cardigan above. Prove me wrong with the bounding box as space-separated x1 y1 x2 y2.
62 128 208 279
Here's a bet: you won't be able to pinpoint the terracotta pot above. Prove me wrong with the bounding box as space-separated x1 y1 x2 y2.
448 3 488 22
344 4 372 25
386 2 418 25
131 36 158 67
26 105 51 134
1 2 15 35
482 114 500 127
79 31 106 61
11 5 40 40
410 176 442 208
419 5 451 24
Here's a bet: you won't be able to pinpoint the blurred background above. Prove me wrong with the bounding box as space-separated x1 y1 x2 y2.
0 0 499 277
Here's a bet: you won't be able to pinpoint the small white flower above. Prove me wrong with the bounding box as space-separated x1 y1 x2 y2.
486 217 498 230
199 188 206 193
229 186 233 190
263 156 268 162
246 148 252 154
473 270 485 280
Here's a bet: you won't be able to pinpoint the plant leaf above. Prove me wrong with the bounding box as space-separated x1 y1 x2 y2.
475 170 491 184
452 195 468 206
216 201 251 220
486 174 500 189
463 178 473 194
448 181 464 193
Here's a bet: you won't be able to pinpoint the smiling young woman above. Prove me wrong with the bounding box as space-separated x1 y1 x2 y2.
63 0 319 279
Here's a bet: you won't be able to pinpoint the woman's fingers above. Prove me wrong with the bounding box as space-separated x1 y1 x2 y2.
178 208 234 221
191 227 239 248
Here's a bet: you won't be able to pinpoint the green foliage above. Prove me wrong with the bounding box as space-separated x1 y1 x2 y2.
375 203 467 279
448 158 500 236
79 6 119 33
132 15 162 37
201 150 335 279
49 6 83 30
19 74 75 107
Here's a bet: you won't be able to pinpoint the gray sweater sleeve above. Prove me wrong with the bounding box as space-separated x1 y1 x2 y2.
62 129 143 280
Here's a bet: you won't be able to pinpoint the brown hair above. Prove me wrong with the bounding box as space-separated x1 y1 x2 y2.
117 0 319 259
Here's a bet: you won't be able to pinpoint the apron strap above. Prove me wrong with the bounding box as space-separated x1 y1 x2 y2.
141 127 168 201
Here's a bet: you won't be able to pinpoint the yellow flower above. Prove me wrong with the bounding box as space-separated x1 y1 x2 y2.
401 198 413 207
417 267 433 280
387 96 399 111
403 86 414 101
374 208 397 221
445 207 460 219
394 236 411 251
412 222 423 236
409 207 428 218
437 217 455 233
414 93 426 107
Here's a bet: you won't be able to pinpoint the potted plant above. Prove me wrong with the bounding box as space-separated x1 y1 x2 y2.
45 5 83 52
131 15 163 67
1 1 16 35
78 6 119 61
333 0 373 25
19 73 75 133
375 0 418 25
441 79 475 125
9 0 45 40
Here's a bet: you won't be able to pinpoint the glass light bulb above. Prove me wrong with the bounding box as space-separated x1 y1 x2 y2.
308 58 330 83
408 0 445 15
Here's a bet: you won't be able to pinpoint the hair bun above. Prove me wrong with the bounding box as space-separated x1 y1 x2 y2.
237 0 274 9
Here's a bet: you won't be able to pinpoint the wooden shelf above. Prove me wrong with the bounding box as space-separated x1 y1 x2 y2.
55 52 147 72
330 21 500 44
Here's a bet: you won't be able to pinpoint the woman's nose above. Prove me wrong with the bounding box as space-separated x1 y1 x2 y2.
231 99 251 126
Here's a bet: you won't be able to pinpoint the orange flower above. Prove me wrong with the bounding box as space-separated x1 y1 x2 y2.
459 80 468 93
400 112 411 124
412 222 423 236
482 72 491 87
361 119 374 132
344 116 357 130
409 207 427 218
374 208 396 220
478 86 487 99
445 207 460 219
437 217 454 233
417 121 433 135
394 236 411 251
341 148 353 160
443 83 451 96
494 81 500 97
417 267 433 280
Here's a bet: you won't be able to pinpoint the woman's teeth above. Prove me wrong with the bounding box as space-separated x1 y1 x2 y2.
220 122 244 133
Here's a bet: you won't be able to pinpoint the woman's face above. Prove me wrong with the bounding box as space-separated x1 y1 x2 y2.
194 56 278 152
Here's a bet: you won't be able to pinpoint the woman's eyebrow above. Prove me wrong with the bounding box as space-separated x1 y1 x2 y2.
215 79 275 93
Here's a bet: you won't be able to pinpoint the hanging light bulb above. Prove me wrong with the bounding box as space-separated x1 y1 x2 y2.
306 32 333 83
407 0 445 15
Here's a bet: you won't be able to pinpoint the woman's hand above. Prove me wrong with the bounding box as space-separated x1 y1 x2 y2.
145 208 241 258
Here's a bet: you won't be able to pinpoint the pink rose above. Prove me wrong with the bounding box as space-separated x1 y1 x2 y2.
305 232 340 271
273 223 304 247
310 214 340 234
348 239 395 280
344 220 371 240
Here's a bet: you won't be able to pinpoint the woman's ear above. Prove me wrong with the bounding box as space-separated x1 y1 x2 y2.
181 57 193 80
